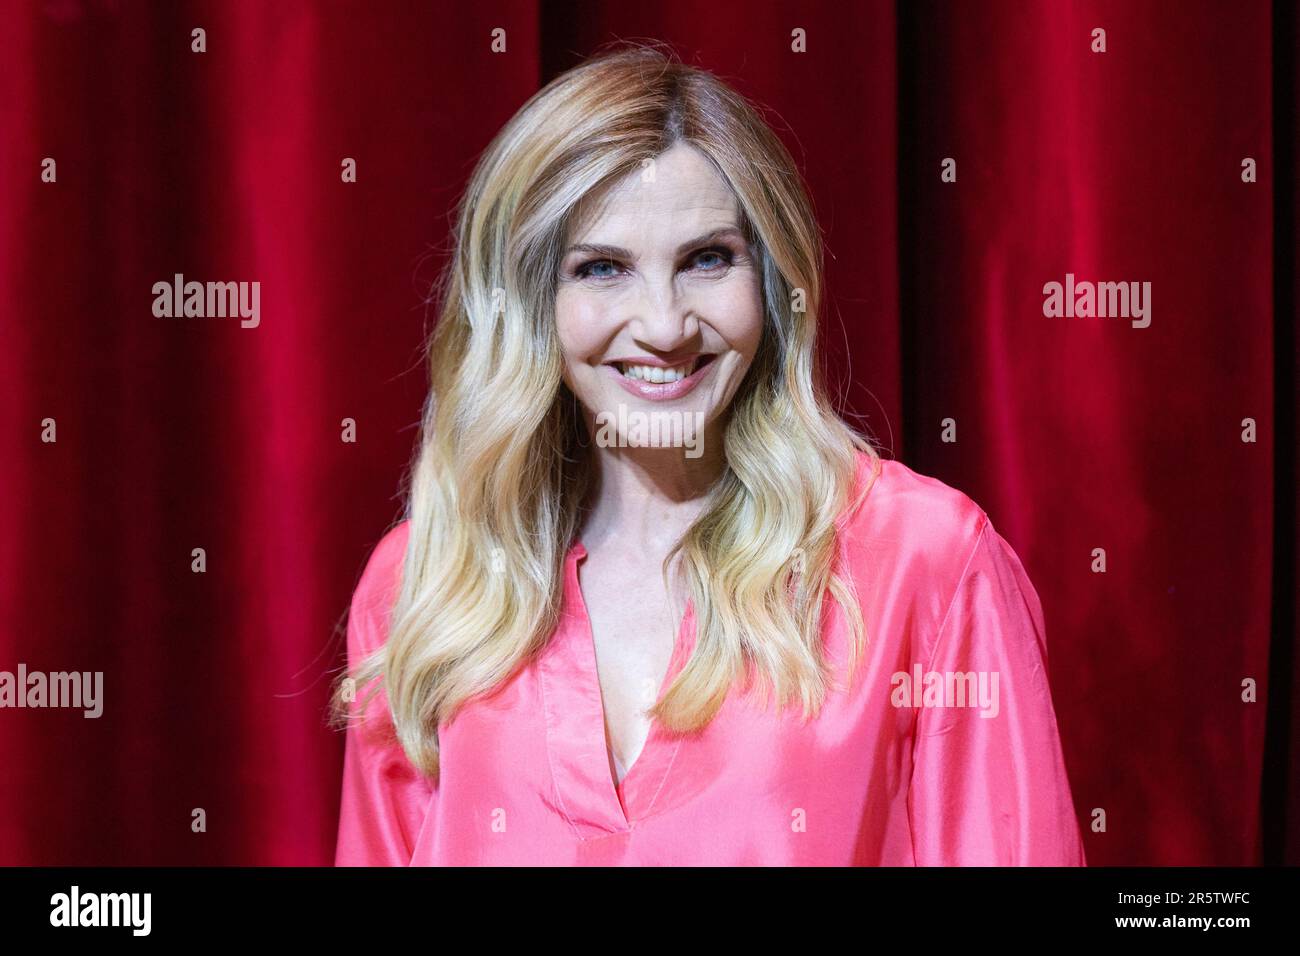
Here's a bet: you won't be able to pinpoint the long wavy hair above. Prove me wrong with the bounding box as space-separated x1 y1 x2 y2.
332 44 880 779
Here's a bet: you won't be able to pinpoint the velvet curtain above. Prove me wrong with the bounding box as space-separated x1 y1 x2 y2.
0 0 1292 865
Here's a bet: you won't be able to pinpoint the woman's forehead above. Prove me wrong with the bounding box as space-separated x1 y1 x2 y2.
566 152 740 248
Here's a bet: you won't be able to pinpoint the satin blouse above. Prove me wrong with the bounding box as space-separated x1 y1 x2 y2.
335 453 1087 866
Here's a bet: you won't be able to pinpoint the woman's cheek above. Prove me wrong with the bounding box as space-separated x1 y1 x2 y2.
554 300 610 400
709 281 764 354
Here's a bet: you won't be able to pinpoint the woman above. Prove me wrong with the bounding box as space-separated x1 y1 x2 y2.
331 45 1086 866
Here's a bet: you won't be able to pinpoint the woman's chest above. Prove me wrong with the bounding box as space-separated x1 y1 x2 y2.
433 603 919 848
574 557 685 785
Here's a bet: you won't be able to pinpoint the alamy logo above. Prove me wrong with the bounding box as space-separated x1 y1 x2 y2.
891 664 1000 718
50 886 151 936
595 406 705 459
152 273 261 328
0 664 103 717
1042 273 1151 328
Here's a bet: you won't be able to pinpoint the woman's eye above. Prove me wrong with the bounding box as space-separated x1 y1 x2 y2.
577 259 620 280
690 248 733 272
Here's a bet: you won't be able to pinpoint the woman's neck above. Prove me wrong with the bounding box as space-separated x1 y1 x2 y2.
578 433 727 554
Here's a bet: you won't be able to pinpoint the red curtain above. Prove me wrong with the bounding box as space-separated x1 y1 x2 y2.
0 0 1292 866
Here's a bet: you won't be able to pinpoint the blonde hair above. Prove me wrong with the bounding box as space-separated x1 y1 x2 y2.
332 43 880 778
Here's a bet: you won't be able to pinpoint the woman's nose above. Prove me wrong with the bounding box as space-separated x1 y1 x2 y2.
627 278 699 350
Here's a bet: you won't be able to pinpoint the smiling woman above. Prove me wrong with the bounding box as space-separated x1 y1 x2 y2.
330 44 1086 866
557 152 760 427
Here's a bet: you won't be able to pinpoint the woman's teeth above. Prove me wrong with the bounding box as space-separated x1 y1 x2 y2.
618 360 695 383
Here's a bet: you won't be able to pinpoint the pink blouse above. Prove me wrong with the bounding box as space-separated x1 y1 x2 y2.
335 453 1086 866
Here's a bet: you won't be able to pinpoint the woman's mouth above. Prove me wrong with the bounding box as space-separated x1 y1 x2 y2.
602 353 718 401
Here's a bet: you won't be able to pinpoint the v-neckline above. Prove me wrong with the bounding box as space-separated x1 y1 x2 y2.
536 540 693 835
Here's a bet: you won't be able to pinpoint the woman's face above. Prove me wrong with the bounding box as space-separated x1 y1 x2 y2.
555 142 764 456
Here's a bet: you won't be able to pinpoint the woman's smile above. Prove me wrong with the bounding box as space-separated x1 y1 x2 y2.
601 353 719 401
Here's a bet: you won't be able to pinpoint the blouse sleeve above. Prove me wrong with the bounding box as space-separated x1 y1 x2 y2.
334 524 437 866
906 517 1086 866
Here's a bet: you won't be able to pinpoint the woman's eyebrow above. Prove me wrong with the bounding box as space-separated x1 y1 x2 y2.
563 226 746 260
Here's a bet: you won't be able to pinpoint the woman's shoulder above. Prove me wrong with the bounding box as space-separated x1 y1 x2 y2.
347 520 412 656
839 450 992 575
